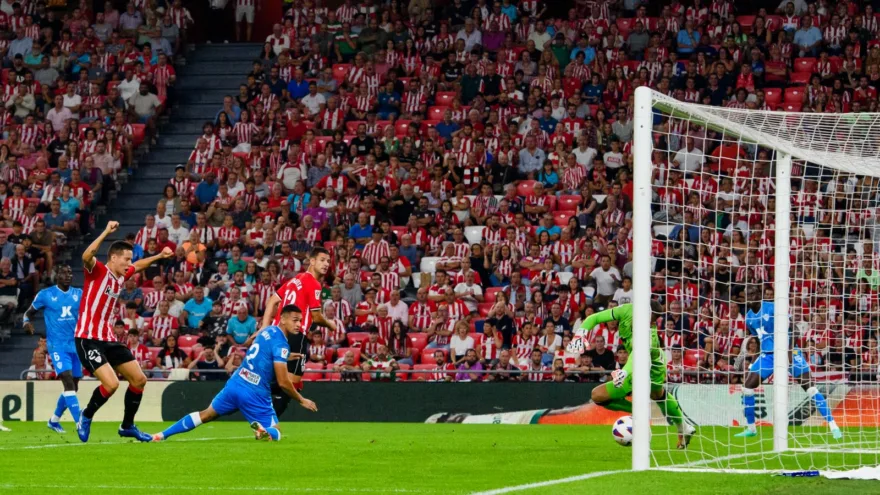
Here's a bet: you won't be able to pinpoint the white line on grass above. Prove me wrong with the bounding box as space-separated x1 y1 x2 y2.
468 470 628 495
0 435 253 451
0 485 427 493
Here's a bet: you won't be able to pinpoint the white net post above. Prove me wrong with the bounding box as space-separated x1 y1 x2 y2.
773 154 792 454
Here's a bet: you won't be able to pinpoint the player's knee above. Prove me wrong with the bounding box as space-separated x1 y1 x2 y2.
591 387 607 404
742 387 755 396
806 386 819 397
103 380 120 395
59 371 76 391
651 389 666 401
130 374 147 389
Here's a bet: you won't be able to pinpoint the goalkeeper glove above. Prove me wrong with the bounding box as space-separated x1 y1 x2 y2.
611 369 628 388
566 337 585 355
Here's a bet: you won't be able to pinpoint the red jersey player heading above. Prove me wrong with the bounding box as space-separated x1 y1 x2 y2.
261 247 337 334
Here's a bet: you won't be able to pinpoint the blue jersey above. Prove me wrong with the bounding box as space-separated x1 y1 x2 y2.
228 326 289 395
745 301 776 354
31 286 83 352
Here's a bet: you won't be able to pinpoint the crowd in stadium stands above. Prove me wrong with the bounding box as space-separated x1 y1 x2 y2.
25 0 880 383
11 0 187 376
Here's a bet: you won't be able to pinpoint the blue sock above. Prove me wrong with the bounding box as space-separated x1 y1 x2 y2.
743 389 756 426
63 391 81 423
809 387 834 423
161 412 202 440
266 426 281 441
52 393 66 421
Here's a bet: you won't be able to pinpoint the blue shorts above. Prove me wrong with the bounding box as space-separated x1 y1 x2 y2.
749 350 811 380
210 384 278 427
48 346 82 378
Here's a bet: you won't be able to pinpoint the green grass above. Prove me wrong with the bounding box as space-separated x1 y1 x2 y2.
0 422 878 494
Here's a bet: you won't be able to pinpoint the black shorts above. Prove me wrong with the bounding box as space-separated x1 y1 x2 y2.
286 331 309 376
75 337 136 373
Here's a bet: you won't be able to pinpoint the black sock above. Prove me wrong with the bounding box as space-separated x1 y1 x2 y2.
82 384 112 420
273 393 291 417
121 386 143 429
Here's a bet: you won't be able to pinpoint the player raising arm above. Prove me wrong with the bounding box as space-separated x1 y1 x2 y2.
735 287 841 439
24 265 83 434
258 247 336 416
75 221 174 443
152 305 318 442
569 301 696 449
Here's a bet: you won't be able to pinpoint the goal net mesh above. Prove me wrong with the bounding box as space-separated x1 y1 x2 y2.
639 89 880 473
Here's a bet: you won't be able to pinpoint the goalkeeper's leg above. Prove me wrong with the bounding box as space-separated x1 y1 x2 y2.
649 355 695 448
591 360 634 413
794 352 841 439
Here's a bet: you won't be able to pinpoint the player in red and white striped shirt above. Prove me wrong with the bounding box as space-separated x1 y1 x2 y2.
74 221 174 442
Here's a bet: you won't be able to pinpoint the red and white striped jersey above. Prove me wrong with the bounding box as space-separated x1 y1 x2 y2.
377 271 400 292
221 297 248 316
403 89 426 115
170 177 191 197
318 108 344 129
76 261 136 341
361 239 391 267
134 225 158 248
522 362 550 382
149 315 179 342
513 334 539 361
408 302 433 331
233 121 259 145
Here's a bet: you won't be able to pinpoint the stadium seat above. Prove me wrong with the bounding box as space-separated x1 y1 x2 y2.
323 348 335 363
324 372 342 382
375 120 392 132
303 362 324 381
335 347 361 364
780 103 802 112
516 180 538 197
421 120 441 132
419 348 448 364
789 72 811 84
147 347 162 360
410 348 420 365
468 333 483 349
783 86 805 103
557 272 574 286
178 335 199 347
485 287 502 303
131 124 146 148
553 211 575 226
464 226 485 245
395 119 413 136
763 88 782 105
332 64 351 82
408 333 428 351
737 15 756 32
477 302 494 317
428 106 446 120
396 363 411 381
391 226 407 240
412 364 437 380
419 257 440 274
684 349 699 368
345 120 366 134
556 195 580 212
347 332 368 346
315 136 333 151
435 91 456 106
793 57 816 73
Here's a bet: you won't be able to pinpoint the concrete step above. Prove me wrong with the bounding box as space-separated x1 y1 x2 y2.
192 43 262 61
164 120 210 135
143 148 190 164
170 104 221 121
159 133 202 149
178 89 232 104
138 165 184 178
176 74 245 90
178 60 255 76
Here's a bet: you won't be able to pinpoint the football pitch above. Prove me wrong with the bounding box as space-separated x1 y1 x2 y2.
0 422 877 495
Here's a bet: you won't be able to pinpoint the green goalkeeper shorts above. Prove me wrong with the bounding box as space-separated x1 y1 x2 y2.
604 351 667 400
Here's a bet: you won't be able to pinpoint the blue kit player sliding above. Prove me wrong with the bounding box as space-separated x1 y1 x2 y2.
152 305 318 442
23 265 83 433
736 287 841 439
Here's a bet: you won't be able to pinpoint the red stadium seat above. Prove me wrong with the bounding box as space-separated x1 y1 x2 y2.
325 372 342 382
347 332 368 346
553 211 575 226
408 333 428 351
763 88 782 105
428 106 446 120
783 86 805 103
421 120 441 132
396 364 411 381
412 364 437 380
323 241 337 252
420 348 448 364
793 57 816 73
557 195 581 212
516 180 537 197
789 72 811 84
684 349 699 368
332 64 350 82
147 347 162 360
395 119 413 136
178 335 199 347
335 347 361 364
780 103 802 112
323 348 335 363
477 302 494 317
485 287 502 303
737 15 756 32
391 226 407 239
315 136 333 151
616 17 633 36
345 120 366 134
469 333 483 349
131 124 146 148
303 362 324 381
435 91 456 106
375 120 392 132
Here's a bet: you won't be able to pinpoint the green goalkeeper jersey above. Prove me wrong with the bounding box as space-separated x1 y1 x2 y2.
582 303 662 359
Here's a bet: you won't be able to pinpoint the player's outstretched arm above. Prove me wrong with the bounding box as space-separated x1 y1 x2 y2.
260 293 281 329
133 247 175 274
273 362 318 412
579 307 618 332
82 221 119 271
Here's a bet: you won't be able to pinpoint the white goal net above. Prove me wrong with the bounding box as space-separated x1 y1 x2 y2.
631 86 880 474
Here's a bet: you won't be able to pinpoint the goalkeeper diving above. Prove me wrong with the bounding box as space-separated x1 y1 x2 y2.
568 301 696 449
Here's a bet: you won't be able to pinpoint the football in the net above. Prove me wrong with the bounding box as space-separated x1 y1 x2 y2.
612 416 634 446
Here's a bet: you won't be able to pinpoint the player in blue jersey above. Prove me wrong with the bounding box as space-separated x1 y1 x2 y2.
151 305 318 442
735 287 841 439
23 265 83 434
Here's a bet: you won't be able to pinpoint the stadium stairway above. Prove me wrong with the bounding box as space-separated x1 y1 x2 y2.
0 44 260 379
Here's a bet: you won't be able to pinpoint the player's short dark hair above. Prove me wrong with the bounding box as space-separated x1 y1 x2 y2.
280 304 302 316
309 247 330 258
108 241 134 257
114 319 125 327
128 328 139 336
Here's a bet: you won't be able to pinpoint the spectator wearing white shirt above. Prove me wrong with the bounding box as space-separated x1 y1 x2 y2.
527 20 552 51
167 214 190 245
266 24 291 56
384 290 409 325
589 255 622 306
672 137 704 175
454 271 484 313
456 19 482 52
117 69 142 101
612 276 634 305
62 84 82 120
449 321 475 363
300 82 326 116
573 136 597 167
45 95 73 132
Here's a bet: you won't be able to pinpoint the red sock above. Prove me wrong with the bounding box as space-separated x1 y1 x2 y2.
128 385 143 395
98 385 112 398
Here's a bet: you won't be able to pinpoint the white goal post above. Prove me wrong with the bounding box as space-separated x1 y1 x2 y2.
631 86 880 474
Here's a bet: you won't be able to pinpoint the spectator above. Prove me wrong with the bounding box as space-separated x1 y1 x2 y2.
155 334 190 371
586 335 616 372
188 345 226 381
226 304 256 344
455 349 484 382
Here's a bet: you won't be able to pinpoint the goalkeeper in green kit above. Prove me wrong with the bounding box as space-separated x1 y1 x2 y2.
568 302 696 449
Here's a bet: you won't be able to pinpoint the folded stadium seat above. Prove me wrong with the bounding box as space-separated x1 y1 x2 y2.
485 287 501 303
180 347 192 359
345 120 366 134
477 302 494 317
434 91 456 106
790 72 811 84
178 335 199 347
464 226 484 245
408 332 428 351
302 120 316 130
346 332 368 346
314 135 332 151
827 56 843 72
323 348 335 363
303 362 324 381
375 120 392 132
374 63 389 79
0 68 7 84
793 57 816 73
421 120 441 132
391 226 407 239
784 87 805 103
397 363 410 381
335 347 361 364
428 106 446 120
398 77 413 87
412 364 436 380
331 64 351 83
419 348 448 364
343 134 355 144
516 180 537 197
763 87 782 106
736 15 755 32
410 348 420 364
147 347 162 359
780 103 802 112
616 18 633 37
140 317 152 330
468 332 483 349
557 272 574 286
553 210 575 226
131 124 146 148
107 80 119 93
765 15 783 30
325 372 342 382
683 349 699 368
395 120 413 136
419 256 440 274
556 195 580 212
323 241 337 252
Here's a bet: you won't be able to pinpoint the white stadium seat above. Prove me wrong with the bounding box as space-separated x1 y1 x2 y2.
420 257 441 274
464 226 485 245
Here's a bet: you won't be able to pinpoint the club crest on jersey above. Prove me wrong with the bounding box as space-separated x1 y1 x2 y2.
315 290 321 300
104 285 121 299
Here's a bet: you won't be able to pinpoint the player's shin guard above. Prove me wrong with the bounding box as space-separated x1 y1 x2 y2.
657 391 684 426
52 393 67 422
82 384 113 419
63 391 81 423
160 412 202 440
266 427 281 441
807 386 836 425
742 388 757 428
121 385 143 429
